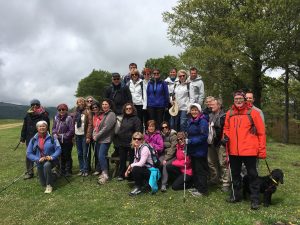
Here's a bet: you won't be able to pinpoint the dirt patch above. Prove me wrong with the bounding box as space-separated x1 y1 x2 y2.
0 123 22 130
291 162 300 167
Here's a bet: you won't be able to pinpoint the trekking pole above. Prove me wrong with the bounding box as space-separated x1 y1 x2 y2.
183 139 188 203
90 142 96 182
11 142 21 151
226 143 235 201
54 167 72 185
0 164 37 194
83 143 90 182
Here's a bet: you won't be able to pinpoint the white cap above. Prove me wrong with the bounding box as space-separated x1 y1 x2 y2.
188 103 202 114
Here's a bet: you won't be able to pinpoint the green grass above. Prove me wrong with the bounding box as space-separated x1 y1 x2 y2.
0 122 299 225
0 119 22 125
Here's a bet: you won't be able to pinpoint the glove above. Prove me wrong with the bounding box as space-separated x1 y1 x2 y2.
220 135 229 147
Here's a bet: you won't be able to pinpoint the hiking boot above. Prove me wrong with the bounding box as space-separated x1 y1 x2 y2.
221 186 230 193
98 172 109 184
44 185 53 194
161 185 167 192
129 186 142 196
24 174 33 180
251 201 260 210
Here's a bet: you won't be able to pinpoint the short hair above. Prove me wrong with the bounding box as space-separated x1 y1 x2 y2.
131 132 145 148
152 69 160 74
169 68 177 73
36 120 48 128
206 96 215 101
147 120 156 129
130 68 140 76
129 63 137 68
101 98 115 112
143 68 151 74
190 67 198 72
213 98 223 106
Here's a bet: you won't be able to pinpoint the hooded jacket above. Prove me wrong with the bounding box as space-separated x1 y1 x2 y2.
172 143 193 176
26 132 61 164
187 113 209 158
52 113 74 144
144 130 164 156
187 75 205 105
128 79 143 106
223 102 266 158
146 79 169 108
173 81 193 111
93 109 116 143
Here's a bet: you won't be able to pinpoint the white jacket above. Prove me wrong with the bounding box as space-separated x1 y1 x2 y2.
173 81 193 111
187 75 205 105
128 79 143 106
142 79 150 109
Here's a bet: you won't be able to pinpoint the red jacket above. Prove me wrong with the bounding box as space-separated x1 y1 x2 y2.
223 102 266 158
172 143 193 176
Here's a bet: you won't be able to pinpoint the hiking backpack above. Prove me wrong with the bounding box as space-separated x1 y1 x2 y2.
229 108 257 135
136 143 161 168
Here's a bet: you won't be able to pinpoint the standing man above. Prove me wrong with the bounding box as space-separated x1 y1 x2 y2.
20 99 50 179
223 90 266 210
246 90 265 123
123 63 138 85
187 67 205 106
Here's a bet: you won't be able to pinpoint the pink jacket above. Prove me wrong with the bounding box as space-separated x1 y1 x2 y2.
144 130 164 156
172 143 193 176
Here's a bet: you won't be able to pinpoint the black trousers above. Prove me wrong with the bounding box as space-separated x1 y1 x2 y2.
191 156 209 194
147 107 165 129
118 146 134 178
166 164 192 190
131 166 150 187
60 142 73 174
229 155 260 202
134 105 144 131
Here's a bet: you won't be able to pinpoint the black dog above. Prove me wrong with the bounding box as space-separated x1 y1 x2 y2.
243 169 284 207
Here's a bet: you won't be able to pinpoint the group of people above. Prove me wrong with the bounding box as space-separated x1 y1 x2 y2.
20 63 266 210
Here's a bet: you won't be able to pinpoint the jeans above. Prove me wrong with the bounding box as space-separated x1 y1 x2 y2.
170 110 188 132
97 143 111 172
76 135 88 173
37 161 53 186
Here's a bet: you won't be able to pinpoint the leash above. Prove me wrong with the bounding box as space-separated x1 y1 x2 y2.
265 159 278 185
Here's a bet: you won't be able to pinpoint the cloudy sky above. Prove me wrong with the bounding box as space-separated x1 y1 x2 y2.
0 0 182 107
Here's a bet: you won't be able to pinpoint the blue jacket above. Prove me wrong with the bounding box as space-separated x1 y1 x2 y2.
148 167 161 193
26 132 61 164
147 79 169 108
187 114 209 158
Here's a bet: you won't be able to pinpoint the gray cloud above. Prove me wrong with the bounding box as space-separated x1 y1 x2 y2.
0 0 182 107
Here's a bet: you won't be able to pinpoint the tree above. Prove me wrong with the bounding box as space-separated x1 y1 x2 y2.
163 0 287 108
75 69 111 102
144 55 184 79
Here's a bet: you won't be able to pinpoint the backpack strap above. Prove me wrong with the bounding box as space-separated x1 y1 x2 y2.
187 82 190 99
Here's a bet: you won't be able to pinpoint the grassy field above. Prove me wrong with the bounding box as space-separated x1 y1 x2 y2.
0 121 299 225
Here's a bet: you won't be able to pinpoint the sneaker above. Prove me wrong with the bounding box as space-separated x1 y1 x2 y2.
161 185 167 192
82 172 89 177
221 186 230 193
191 190 207 197
117 176 124 181
77 172 83 176
98 173 109 184
129 186 142 196
44 185 53 194
93 171 100 176
188 188 197 193
24 174 33 180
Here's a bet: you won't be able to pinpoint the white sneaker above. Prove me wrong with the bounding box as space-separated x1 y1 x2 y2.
44 185 53 194
98 173 109 184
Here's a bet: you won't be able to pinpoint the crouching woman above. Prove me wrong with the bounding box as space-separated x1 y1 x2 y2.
125 132 159 196
26 121 61 193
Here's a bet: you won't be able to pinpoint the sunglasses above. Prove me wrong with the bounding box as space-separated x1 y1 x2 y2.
131 74 138 77
113 78 120 81
125 107 132 110
87 100 93 102
177 138 183 141
31 104 40 107
178 75 185 78
58 109 66 112
92 106 98 109
161 126 168 129
133 137 142 141
153 72 159 75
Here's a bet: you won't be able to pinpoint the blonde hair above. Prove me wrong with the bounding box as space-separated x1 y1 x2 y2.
76 97 86 106
131 132 145 148
177 69 188 78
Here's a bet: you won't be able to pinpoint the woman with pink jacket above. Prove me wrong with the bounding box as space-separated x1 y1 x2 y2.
166 132 193 190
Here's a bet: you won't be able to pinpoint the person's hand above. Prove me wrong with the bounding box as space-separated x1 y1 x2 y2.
39 157 46 162
20 141 25 145
45 156 52 161
125 165 132 177
86 138 91 144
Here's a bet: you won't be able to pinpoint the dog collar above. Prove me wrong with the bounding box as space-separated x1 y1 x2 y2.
270 176 278 185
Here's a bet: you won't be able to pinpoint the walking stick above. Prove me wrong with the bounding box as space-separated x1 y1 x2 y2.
183 139 188 203
0 164 37 194
12 142 21 151
54 167 72 185
225 142 235 201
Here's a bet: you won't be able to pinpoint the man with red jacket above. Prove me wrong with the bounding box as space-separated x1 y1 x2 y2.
223 90 266 210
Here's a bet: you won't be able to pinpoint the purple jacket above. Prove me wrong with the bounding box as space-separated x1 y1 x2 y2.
52 113 74 144
144 130 164 156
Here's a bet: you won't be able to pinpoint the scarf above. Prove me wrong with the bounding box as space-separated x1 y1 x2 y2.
75 108 84 128
38 134 46 157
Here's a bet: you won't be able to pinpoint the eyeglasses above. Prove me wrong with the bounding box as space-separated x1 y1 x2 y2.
162 126 168 129
113 78 120 81
133 137 142 141
234 98 245 101
125 107 132 110
144 73 151 76
58 109 66 112
131 74 138 77
87 100 93 102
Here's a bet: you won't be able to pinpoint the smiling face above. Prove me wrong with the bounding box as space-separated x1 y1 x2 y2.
210 100 220 113
234 94 245 108
77 99 85 110
178 72 186 82
102 101 110 112
246 93 254 104
152 70 160 79
58 108 67 116
190 106 200 118
190 69 197 80
37 123 47 135
169 69 177 79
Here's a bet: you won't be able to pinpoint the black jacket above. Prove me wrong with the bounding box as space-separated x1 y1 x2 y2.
105 83 132 115
20 111 50 145
116 114 141 147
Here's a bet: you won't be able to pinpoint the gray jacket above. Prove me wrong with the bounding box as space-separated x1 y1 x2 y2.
187 75 205 105
94 110 116 143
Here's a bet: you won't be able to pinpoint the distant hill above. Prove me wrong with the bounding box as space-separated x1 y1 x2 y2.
0 102 57 119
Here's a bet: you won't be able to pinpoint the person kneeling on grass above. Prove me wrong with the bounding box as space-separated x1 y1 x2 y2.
26 121 62 193
125 132 160 196
166 132 193 191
